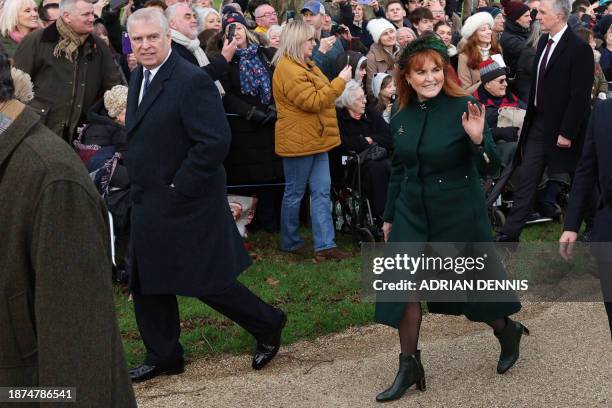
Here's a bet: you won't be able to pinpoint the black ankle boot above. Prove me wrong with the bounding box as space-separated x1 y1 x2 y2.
376 351 426 403
495 318 530 374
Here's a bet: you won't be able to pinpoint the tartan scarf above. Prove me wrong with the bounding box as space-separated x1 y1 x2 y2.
53 17 88 62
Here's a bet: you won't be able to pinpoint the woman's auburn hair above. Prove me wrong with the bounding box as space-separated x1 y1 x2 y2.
395 48 466 110
461 27 502 70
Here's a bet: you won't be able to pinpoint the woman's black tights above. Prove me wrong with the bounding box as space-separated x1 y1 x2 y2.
398 302 507 355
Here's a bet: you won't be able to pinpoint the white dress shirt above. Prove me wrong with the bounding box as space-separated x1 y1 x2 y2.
535 24 568 107
138 49 172 105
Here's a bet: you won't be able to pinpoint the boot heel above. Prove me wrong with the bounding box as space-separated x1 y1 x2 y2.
416 377 426 391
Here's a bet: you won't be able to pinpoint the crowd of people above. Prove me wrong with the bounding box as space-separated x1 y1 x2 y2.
1 0 611 405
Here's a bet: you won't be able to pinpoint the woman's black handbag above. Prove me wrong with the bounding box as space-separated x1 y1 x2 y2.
358 143 388 163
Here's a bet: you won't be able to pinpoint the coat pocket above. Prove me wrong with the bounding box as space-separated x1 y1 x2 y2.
7 291 37 359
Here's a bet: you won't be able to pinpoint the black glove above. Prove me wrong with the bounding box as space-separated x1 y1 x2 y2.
249 105 276 125
491 126 519 143
250 108 268 123
263 105 277 125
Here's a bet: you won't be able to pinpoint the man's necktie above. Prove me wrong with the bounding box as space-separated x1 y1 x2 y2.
536 39 554 108
143 69 151 96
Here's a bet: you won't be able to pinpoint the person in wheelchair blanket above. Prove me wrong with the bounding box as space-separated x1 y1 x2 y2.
335 79 392 219
472 58 527 171
73 85 131 279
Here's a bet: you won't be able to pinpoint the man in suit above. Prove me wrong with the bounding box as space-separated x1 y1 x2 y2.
496 0 594 242
560 100 612 339
124 8 287 383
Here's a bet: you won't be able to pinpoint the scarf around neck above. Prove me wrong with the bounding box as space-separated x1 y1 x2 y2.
54 17 88 62
9 29 25 44
235 43 271 105
170 29 225 96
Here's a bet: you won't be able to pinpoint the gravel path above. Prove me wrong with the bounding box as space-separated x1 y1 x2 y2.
134 302 611 408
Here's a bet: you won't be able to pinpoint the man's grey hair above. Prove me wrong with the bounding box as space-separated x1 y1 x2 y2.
127 8 169 36
59 0 83 14
165 3 191 24
336 80 364 109
548 0 571 20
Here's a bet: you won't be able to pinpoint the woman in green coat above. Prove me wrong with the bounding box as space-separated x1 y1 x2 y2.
375 35 528 403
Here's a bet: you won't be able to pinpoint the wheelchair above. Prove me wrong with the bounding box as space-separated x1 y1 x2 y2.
329 148 383 249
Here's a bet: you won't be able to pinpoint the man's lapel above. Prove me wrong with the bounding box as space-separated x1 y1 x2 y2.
544 28 570 75
126 52 179 134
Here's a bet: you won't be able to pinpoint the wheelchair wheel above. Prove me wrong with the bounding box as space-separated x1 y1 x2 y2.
353 227 375 250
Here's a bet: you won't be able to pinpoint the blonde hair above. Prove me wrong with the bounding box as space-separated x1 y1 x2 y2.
272 20 314 66
0 0 37 37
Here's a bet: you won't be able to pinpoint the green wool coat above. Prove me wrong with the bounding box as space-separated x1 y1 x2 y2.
0 107 136 407
13 22 120 142
375 92 521 328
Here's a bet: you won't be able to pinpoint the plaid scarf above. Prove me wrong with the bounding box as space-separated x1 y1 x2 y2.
53 17 88 62
236 44 271 105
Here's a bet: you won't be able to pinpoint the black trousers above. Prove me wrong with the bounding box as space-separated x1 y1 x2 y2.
501 124 548 238
597 262 612 337
132 281 282 365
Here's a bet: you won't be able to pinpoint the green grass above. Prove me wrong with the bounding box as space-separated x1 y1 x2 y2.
115 221 566 367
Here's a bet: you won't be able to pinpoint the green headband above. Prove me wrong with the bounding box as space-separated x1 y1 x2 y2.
397 34 449 70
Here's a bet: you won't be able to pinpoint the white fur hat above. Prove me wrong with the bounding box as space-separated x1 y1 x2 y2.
372 72 391 99
461 12 494 40
367 18 396 45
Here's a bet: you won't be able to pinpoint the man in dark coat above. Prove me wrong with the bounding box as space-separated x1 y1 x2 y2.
0 52 136 407
166 2 235 86
497 0 594 241
14 0 120 142
560 100 612 338
124 8 286 383
499 1 532 77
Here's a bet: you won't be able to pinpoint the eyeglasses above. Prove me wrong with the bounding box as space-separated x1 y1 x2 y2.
256 12 277 19
494 78 507 84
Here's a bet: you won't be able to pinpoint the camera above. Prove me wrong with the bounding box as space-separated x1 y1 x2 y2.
330 22 348 36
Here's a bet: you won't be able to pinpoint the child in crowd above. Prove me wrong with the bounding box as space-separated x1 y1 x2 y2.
371 72 396 124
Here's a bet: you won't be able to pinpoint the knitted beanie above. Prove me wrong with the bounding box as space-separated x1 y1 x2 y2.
367 18 396 44
104 85 128 118
372 72 391 99
479 58 506 84
222 12 248 31
477 6 502 19
504 1 530 22
461 12 494 39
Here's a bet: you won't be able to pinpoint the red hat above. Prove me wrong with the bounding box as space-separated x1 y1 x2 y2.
504 1 531 22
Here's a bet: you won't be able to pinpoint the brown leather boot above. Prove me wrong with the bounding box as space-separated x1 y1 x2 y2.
314 247 352 262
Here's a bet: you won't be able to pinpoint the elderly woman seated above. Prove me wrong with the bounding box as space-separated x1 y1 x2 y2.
335 80 392 218
473 59 527 166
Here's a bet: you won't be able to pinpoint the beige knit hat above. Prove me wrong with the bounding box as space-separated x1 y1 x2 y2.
104 85 128 118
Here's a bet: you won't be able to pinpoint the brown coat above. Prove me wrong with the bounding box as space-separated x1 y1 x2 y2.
13 22 120 142
273 56 345 157
365 42 398 98
0 105 136 407
457 52 482 94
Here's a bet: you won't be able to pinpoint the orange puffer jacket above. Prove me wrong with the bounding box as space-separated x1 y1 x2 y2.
273 56 346 157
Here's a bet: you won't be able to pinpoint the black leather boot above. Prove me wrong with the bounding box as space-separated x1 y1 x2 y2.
376 351 426 403
495 318 530 374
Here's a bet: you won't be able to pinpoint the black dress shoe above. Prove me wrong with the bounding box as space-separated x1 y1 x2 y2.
495 232 519 243
252 310 287 370
130 361 185 383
